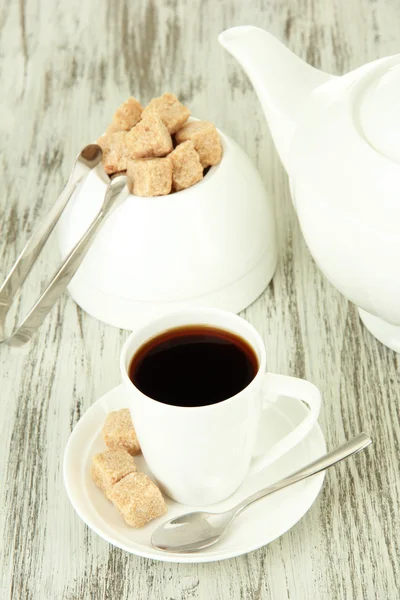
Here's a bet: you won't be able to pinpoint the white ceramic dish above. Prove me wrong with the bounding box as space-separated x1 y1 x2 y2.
57 124 277 331
63 384 326 563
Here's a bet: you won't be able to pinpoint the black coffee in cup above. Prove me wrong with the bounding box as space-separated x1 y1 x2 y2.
129 325 259 407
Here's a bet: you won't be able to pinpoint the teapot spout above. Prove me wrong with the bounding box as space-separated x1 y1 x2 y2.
219 26 334 172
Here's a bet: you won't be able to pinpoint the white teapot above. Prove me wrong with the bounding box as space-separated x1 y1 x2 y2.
220 26 400 351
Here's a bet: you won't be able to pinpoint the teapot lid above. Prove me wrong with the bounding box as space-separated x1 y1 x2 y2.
359 64 400 163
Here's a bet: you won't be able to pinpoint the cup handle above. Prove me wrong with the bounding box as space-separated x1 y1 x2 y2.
249 373 321 475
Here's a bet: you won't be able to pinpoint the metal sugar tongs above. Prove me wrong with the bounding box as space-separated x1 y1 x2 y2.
0 144 130 347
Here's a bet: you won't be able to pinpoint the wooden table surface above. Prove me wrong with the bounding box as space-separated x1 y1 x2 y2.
1 0 399 598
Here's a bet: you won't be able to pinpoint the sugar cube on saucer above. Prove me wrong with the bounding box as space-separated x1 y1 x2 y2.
91 449 137 494
108 472 167 528
102 408 141 456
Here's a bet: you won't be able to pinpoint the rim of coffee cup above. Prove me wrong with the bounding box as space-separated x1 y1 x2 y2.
120 307 267 412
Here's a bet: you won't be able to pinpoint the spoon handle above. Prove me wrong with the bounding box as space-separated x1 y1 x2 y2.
233 433 372 517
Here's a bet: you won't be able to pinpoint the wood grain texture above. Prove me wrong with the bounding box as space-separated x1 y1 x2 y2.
1 0 399 598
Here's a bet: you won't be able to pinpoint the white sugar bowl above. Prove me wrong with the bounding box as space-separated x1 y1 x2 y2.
57 126 277 330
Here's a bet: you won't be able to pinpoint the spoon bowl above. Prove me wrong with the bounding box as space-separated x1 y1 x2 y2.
151 510 235 553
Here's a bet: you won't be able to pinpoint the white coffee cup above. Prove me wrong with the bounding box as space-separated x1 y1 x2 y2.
120 308 321 506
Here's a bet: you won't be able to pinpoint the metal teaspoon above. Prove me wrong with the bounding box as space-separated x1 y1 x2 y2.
151 433 372 553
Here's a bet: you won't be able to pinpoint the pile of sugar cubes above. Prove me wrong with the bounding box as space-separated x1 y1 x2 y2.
97 93 222 196
92 408 167 528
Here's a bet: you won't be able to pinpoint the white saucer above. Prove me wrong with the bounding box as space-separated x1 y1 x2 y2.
64 385 326 563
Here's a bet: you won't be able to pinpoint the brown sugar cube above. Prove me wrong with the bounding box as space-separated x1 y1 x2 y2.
91 449 137 494
125 113 173 159
168 140 203 191
108 472 167 528
111 96 143 132
97 133 112 152
142 93 190 134
127 157 172 196
97 131 130 174
105 122 123 135
175 121 223 167
102 408 141 456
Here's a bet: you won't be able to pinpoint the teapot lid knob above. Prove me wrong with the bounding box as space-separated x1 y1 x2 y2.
359 64 400 163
